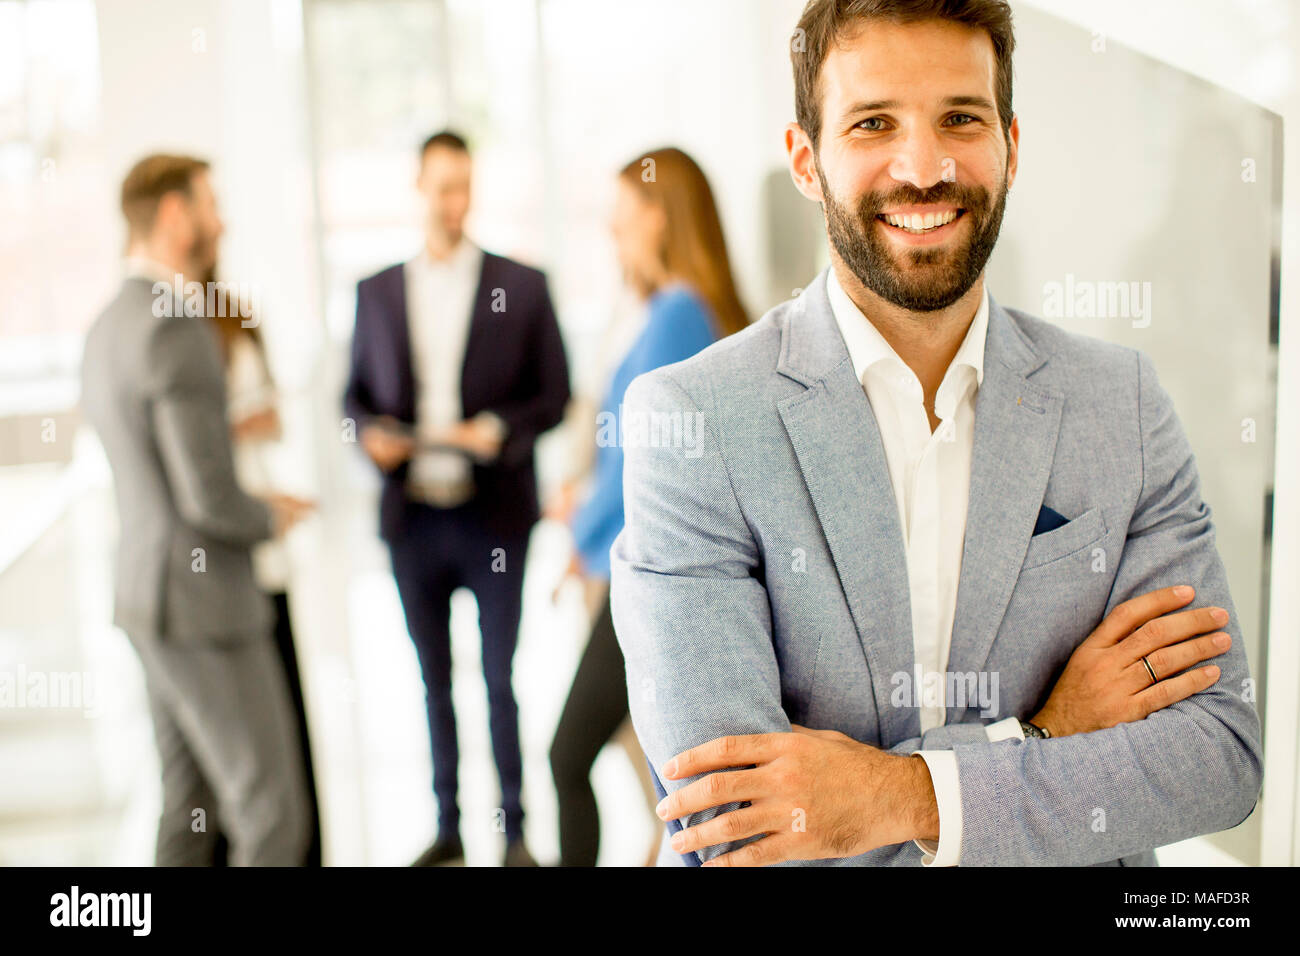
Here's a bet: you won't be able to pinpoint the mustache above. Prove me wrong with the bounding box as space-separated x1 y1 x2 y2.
857 181 991 219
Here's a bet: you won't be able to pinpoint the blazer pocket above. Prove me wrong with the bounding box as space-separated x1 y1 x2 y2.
1021 506 1108 571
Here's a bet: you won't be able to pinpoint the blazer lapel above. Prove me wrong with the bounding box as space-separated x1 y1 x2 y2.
459 251 496 404
776 271 917 745
388 264 417 421
944 294 1063 721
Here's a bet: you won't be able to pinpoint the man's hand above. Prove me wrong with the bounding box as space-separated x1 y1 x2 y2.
360 418 415 472
655 726 936 866
264 493 315 537
438 413 505 463
231 407 281 443
1030 585 1231 738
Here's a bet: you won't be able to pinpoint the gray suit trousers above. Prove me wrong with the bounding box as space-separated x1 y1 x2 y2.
131 629 311 867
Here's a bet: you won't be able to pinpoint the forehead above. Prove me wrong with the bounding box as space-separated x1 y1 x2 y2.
820 18 997 111
420 146 472 177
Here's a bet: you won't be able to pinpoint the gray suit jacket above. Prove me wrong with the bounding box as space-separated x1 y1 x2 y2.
610 269 1263 866
81 277 273 643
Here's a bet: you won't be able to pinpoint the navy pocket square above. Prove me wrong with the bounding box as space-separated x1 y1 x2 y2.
1033 505 1070 536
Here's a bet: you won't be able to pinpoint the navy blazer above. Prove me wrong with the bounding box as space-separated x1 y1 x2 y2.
343 251 570 540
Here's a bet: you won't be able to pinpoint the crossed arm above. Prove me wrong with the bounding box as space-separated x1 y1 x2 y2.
610 355 1262 866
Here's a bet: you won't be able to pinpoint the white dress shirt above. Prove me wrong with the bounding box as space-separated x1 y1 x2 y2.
404 239 484 506
826 268 1023 867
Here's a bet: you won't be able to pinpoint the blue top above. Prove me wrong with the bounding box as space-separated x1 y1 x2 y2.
571 284 718 578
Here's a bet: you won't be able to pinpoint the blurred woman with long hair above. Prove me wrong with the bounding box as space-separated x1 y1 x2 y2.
205 283 321 866
549 147 748 866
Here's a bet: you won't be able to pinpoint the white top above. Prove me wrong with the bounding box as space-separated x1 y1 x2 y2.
403 238 484 505
226 333 289 590
826 267 1023 867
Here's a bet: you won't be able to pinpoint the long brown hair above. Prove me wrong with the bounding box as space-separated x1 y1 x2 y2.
200 264 267 375
617 147 748 339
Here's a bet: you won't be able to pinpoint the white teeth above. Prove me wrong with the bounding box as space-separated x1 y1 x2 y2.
883 209 958 233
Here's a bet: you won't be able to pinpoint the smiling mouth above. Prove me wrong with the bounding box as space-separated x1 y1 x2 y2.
876 209 965 234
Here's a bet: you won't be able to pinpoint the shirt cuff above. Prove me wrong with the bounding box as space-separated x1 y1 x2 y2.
985 716 1025 743
912 750 961 866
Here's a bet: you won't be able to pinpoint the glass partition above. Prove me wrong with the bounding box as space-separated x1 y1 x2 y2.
984 4 1281 864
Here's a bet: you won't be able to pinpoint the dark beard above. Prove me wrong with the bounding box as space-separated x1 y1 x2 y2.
820 166 1007 313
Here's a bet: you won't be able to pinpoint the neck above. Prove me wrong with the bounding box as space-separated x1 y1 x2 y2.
829 253 982 405
425 230 462 262
128 240 191 282
636 261 672 301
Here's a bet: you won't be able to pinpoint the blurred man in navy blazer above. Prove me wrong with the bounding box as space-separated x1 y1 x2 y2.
344 130 570 866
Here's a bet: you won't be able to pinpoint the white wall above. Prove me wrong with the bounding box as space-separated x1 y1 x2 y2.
1018 0 1299 869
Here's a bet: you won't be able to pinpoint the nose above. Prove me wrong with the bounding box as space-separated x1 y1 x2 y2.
886 123 950 192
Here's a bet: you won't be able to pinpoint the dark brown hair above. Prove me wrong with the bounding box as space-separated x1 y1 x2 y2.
120 154 210 242
791 0 1015 151
420 129 470 161
617 148 749 339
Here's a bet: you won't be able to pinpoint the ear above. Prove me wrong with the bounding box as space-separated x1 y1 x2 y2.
1005 114 1020 191
785 122 824 203
155 191 188 234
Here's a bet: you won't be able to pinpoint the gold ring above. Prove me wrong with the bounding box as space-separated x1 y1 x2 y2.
1141 655 1159 686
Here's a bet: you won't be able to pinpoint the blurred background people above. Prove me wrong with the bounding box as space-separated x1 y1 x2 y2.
548 147 748 866
343 130 570 867
206 287 323 867
79 154 315 865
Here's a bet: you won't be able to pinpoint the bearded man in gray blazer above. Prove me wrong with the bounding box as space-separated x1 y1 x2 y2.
611 0 1263 867
81 155 314 865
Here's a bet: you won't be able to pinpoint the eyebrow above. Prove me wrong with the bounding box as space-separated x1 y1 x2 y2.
843 95 997 115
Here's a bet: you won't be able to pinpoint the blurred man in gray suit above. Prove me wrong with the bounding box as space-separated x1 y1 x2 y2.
612 0 1262 866
81 155 314 865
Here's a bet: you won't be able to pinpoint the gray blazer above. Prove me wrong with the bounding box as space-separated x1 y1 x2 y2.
81 277 273 643
610 269 1263 866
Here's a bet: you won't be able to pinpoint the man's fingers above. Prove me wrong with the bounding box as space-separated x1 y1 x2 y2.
1134 632 1232 691
663 733 787 780
656 768 762 821
669 805 775 856
1134 663 1222 716
702 833 796 868
1088 585 1195 647
789 724 841 740
1121 606 1229 664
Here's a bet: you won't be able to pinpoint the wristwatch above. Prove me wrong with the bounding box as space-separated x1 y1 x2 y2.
1019 719 1051 739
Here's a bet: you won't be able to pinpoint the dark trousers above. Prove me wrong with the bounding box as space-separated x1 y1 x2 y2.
388 501 529 842
549 592 628 866
269 591 322 865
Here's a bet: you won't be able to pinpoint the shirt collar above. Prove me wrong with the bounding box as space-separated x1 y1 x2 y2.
825 266 989 391
124 255 183 286
409 237 481 275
